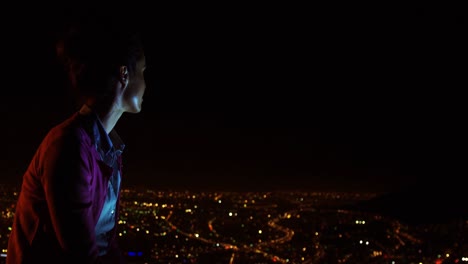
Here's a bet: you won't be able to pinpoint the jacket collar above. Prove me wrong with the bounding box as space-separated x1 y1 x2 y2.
78 104 125 166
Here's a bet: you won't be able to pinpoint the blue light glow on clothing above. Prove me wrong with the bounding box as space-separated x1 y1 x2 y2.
80 104 125 256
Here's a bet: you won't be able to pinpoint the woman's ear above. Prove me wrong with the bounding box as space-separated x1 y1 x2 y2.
119 66 129 88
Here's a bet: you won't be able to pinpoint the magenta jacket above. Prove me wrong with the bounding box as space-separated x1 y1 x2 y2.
7 111 125 264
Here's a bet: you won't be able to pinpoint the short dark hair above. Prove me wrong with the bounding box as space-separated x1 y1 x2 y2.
56 11 145 106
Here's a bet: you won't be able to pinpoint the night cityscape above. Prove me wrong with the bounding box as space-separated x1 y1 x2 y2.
1 3 466 264
1 184 467 263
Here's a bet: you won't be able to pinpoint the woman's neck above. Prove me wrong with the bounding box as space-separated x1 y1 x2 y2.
81 100 124 134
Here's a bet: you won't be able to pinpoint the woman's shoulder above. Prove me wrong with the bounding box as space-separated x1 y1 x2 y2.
42 112 94 148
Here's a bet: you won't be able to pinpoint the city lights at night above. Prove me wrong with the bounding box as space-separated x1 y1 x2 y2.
1 3 466 264
1 184 467 263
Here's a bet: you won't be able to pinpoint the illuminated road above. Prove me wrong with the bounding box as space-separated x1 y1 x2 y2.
162 211 290 263
152 199 438 263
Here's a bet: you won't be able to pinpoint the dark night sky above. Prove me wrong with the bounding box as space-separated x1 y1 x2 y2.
0 4 465 192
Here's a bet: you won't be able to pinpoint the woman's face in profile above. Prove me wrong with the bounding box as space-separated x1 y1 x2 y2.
123 55 147 113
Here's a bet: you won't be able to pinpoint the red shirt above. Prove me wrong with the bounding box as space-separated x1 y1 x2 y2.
7 110 125 264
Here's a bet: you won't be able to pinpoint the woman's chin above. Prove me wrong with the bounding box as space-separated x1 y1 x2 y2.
125 99 143 113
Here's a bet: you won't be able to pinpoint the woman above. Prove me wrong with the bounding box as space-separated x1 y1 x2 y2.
7 11 147 264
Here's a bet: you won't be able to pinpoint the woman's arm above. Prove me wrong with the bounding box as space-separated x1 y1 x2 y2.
41 131 101 263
